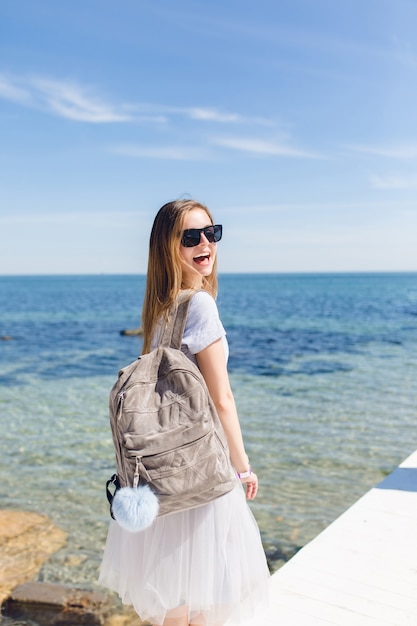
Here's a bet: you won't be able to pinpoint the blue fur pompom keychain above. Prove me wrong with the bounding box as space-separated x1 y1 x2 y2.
112 484 159 532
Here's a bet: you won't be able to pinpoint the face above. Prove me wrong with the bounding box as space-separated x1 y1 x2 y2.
179 208 217 288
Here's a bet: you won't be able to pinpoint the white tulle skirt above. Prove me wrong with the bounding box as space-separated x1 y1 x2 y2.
99 483 270 625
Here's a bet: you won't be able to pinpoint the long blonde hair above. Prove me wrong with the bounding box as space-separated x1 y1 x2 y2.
141 199 219 354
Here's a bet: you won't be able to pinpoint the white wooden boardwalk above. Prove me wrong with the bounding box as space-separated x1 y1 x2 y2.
240 449 417 625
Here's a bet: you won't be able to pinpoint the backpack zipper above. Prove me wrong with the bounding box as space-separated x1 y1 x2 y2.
115 390 130 486
134 456 151 486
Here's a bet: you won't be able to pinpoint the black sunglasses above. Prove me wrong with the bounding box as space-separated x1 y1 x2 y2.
181 224 223 248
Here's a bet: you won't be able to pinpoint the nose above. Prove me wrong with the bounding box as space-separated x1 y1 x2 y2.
199 232 210 244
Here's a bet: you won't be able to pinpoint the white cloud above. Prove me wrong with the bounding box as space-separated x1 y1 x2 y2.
30 77 133 123
370 173 417 190
0 73 274 127
213 136 321 158
110 135 318 161
186 107 243 123
110 143 211 160
185 108 274 126
134 103 272 125
0 75 31 103
0 73 133 123
0 208 154 227
347 143 417 159
221 199 396 215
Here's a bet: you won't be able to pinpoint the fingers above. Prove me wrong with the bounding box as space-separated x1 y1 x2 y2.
243 473 258 500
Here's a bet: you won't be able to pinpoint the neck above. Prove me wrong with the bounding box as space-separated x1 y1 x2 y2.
181 276 203 290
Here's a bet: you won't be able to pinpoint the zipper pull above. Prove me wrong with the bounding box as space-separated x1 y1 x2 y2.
115 390 125 417
133 457 151 487
133 457 140 488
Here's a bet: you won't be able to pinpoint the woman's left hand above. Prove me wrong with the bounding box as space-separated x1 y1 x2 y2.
240 472 258 500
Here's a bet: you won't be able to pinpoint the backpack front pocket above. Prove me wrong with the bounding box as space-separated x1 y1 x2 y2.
127 429 233 501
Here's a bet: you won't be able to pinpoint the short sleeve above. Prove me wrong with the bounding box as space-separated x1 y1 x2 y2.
182 291 226 355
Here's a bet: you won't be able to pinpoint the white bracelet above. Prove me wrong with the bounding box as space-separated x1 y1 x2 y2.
237 465 252 479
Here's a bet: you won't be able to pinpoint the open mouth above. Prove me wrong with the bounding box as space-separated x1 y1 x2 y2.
193 254 210 265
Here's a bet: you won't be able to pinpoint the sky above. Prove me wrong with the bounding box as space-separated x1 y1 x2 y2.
1 0 416 274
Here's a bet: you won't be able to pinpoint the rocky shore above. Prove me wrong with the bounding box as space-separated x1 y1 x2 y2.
0 510 148 625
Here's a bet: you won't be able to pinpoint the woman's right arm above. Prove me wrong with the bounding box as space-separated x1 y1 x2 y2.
196 338 259 500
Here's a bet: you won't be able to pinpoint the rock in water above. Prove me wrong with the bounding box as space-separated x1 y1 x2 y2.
0 509 67 604
4 581 110 625
120 327 143 336
0 510 150 625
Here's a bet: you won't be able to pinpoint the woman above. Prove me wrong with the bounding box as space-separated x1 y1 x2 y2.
99 199 270 626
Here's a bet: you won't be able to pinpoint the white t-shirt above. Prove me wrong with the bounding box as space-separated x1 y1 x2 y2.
181 291 228 365
151 291 228 366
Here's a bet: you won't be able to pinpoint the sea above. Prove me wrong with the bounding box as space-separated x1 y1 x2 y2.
1 273 416 594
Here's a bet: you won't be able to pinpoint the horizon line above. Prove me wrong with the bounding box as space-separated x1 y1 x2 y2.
1 270 417 278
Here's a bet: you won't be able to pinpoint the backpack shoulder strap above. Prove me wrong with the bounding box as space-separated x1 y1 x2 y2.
160 289 195 350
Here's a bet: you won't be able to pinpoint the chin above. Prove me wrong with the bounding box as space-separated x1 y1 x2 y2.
197 266 213 278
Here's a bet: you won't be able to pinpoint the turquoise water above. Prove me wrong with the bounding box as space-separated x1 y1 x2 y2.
0 273 416 590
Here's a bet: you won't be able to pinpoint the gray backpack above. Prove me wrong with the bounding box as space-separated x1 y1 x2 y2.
106 290 236 532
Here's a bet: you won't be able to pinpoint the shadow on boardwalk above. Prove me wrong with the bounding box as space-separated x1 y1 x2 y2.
377 467 417 492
